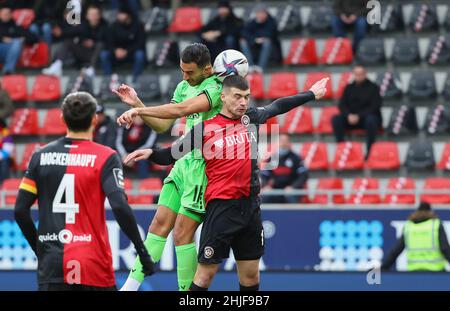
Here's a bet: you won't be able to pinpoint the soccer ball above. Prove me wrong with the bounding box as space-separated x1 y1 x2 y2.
213 49 249 81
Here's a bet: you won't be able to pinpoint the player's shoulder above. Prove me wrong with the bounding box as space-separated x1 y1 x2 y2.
37 137 65 154
202 75 222 89
87 140 117 158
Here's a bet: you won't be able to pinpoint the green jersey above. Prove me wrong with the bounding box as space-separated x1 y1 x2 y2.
171 75 223 132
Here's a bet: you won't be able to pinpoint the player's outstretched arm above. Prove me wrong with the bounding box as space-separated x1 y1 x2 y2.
113 84 176 133
14 190 38 254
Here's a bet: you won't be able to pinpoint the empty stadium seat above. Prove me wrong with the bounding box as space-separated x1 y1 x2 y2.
141 7 169 33
266 72 298 99
16 143 42 171
168 7 202 32
97 74 125 102
376 71 403 99
387 105 419 135
405 140 435 170
284 38 318 65
64 73 94 96
137 178 163 204
40 108 66 135
152 40 180 68
334 72 353 99
426 35 450 65
310 178 345 204
443 72 450 100
18 43 49 68
30 75 61 102
347 178 381 204
132 75 161 100
384 178 416 205
392 38 420 64
259 116 278 135
356 38 385 64
331 142 365 170
320 38 353 65
437 142 450 170
276 5 301 33
409 4 438 32
300 142 329 170
423 104 450 135
12 9 35 28
366 142 400 170
314 106 339 134
1 178 21 206
408 70 437 100
420 178 450 204
1 74 27 101
280 107 313 134
303 72 333 99
308 6 333 33
246 72 265 100
445 6 450 31
9 108 39 135
372 4 404 32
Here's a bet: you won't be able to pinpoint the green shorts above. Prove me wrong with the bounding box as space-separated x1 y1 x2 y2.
157 155 207 223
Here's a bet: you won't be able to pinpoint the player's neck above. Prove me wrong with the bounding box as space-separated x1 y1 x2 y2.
66 131 93 141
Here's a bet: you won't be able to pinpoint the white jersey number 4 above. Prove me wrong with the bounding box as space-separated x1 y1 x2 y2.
52 174 80 224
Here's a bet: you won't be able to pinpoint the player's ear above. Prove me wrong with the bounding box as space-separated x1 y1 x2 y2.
92 114 98 128
203 64 213 75
220 91 226 102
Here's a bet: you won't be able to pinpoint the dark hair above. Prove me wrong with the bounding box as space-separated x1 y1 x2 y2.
223 75 249 91
61 92 97 132
181 43 211 68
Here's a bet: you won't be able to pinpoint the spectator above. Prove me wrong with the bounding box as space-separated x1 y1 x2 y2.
381 202 450 271
94 103 117 149
0 119 13 184
43 4 108 77
332 65 382 157
261 134 308 204
240 4 280 73
29 0 68 47
0 5 38 74
199 1 243 60
332 0 368 52
105 0 141 16
116 116 157 179
100 5 146 82
0 81 13 120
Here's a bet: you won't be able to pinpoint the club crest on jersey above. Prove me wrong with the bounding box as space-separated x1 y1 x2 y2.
204 246 214 259
241 115 250 127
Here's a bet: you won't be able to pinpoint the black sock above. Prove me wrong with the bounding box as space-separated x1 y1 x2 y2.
189 282 208 291
239 283 259 291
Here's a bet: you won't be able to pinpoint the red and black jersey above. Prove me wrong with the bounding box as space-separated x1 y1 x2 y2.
150 91 315 205
19 137 125 287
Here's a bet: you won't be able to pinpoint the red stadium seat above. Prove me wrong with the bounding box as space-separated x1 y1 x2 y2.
320 38 353 65
168 7 202 32
303 72 333 99
40 108 66 135
280 107 313 134
300 142 329 170
310 178 345 204
18 43 49 68
331 142 365 170
1 74 27 101
347 178 381 204
259 116 279 135
30 75 61 102
284 38 318 65
334 72 353 99
246 73 265 100
420 178 450 204
9 108 39 135
384 178 416 205
366 142 400 170
124 179 140 204
1 178 21 206
16 143 42 171
12 9 35 28
137 178 163 204
266 72 298 99
437 142 450 170
314 106 339 134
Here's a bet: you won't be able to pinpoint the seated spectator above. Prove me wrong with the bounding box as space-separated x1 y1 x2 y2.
240 4 280 73
332 0 368 52
0 81 13 120
94 103 117 149
332 65 382 157
0 5 38 74
116 116 157 179
261 134 308 204
100 5 146 82
0 119 13 184
29 0 68 47
199 1 243 60
43 4 108 77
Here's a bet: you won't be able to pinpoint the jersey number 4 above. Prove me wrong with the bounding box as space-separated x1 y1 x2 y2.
53 174 80 224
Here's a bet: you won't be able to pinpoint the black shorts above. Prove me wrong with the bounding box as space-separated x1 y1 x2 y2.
38 283 117 291
198 197 265 264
